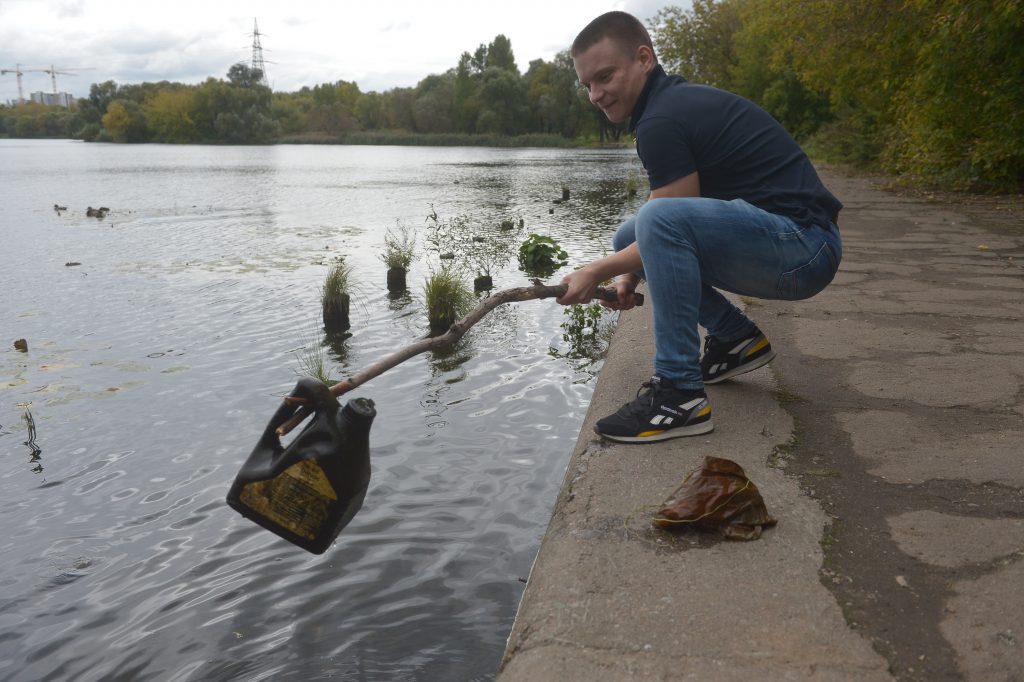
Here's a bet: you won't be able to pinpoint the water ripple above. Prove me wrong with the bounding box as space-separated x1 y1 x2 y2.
0 141 636 681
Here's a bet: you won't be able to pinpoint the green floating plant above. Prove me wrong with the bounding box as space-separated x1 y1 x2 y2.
517 233 569 278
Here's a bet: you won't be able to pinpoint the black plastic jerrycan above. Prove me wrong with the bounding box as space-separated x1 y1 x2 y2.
227 378 376 554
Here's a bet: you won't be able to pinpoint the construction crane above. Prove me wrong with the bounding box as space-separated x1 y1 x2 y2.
0 64 49 103
41 65 93 94
1 64 92 104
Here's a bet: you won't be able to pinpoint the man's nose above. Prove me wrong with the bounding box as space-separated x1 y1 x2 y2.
589 86 602 105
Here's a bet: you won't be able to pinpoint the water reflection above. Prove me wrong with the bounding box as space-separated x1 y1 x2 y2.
23 409 43 474
428 337 474 376
324 330 352 364
387 289 414 309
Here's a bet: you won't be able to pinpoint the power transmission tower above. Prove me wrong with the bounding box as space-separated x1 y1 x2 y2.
250 18 270 87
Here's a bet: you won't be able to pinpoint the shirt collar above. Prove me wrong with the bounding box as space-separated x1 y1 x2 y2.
628 64 667 132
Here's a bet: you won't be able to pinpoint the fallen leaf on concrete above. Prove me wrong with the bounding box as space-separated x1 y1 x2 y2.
653 456 777 540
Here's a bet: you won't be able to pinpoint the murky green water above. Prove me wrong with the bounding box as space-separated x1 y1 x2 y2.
0 139 642 681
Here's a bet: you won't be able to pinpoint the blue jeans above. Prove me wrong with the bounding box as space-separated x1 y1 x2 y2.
613 197 842 390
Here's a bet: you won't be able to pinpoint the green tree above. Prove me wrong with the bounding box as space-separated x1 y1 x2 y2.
748 0 920 164
145 88 197 142
729 1 831 140
524 51 591 137
476 67 527 135
272 91 310 135
487 34 518 73
227 63 265 88
101 99 149 142
355 91 386 130
453 52 480 133
890 0 1024 188
88 81 119 117
413 73 454 133
189 67 278 143
307 102 358 135
470 44 488 73
651 0 742 88
13 113 39 137
382 87 416 130
525 59 557 132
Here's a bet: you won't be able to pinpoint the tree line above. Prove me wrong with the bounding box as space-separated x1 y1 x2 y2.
651 0 1022 190
2 2 1020 189
0 35 623 147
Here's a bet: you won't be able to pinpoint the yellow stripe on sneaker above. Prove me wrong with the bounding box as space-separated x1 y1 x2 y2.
745 338 769 357
695 405 711 418
637 429 665 438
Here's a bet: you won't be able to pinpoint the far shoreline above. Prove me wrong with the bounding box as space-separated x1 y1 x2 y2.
0 132 633 150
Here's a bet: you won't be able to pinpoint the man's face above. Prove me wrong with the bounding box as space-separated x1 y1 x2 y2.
573 37 655 124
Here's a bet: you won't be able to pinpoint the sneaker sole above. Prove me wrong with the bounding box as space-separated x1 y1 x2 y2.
594 420 714 443
704 349 776 385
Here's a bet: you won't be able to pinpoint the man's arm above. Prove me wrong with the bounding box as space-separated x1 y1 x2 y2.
649 170 700 199
556 242 643 305
556 171 701 305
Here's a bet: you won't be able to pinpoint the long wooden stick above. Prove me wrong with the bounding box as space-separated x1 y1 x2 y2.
275 282 642 436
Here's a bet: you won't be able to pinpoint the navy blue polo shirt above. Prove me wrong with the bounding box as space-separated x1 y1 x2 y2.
629 65 842 229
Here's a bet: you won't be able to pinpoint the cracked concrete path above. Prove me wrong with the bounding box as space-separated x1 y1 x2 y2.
497 172 1023 681
758 173 1024 681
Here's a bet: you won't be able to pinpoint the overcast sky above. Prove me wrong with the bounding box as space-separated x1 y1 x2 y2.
0 0 681 103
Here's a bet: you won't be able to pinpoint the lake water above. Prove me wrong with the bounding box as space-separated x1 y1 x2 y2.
0 140 641 681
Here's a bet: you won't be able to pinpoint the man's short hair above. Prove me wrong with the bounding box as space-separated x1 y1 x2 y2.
571 11 656 61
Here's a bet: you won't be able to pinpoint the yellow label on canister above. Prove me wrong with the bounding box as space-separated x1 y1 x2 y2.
239 459 338 540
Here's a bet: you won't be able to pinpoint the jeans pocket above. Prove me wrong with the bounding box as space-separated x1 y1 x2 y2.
777 242 839 300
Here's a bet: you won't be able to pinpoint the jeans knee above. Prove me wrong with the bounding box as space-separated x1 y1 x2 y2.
612 217 637 252
636 197 697 247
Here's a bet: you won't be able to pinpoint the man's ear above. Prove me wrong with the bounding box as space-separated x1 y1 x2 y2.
636 45 656 72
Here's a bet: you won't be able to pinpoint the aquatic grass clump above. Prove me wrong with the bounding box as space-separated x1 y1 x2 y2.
321 257 353 333
625 169 640 197
423 267 475 335
380 221 416 291
293 329 337 387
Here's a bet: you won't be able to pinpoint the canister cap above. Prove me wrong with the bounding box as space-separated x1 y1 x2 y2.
344 397 376 420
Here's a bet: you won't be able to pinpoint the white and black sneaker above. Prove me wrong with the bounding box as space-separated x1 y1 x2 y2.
701 328 776 384
594 376 713 443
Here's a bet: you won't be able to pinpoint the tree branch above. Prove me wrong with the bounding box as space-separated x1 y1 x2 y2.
275 283 642 436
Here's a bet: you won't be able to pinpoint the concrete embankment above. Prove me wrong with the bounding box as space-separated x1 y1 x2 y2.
497 171 1024 681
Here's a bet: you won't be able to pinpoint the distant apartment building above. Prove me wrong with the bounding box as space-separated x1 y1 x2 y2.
29 91 76 107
